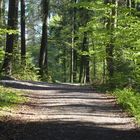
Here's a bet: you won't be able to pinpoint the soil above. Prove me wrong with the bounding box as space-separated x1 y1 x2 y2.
0 80 140 140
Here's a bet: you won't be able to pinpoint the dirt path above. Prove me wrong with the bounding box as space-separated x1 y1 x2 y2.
0 80 140 140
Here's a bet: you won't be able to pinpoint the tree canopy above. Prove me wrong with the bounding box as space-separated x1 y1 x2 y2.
0 0 140 90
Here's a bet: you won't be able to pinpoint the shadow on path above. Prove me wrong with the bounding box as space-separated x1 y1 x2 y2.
0 80 140 140
0 80 94 92
0 120 140 140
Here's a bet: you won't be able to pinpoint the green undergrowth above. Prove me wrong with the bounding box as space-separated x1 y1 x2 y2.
113 88 140 124
0 86 26 110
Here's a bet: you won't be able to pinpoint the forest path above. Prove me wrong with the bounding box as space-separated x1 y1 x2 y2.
0 80 140 140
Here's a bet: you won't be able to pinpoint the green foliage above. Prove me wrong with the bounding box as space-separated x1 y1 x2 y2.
12 53 40 81
0 28 18 35
114 88 140 123
74 1 140 87
0 86 26 110
0 48 4 65
0 28 18 68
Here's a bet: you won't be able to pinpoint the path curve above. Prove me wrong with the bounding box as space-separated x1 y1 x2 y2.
0 80 140 140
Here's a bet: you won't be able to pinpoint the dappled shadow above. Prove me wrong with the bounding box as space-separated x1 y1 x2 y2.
23 94 115 101
0 80 95 92
0 120 140 140
0 80 139 140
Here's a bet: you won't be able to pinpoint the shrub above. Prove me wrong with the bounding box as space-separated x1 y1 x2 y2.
113 88 140 123
0 86 26 110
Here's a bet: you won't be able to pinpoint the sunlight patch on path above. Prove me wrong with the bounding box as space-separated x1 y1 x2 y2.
0 81 137 131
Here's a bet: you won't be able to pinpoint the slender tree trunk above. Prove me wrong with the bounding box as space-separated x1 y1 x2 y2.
39 0 49 77
21 0 26 64
93 52 96 81
70 38 74 83
103 59 106 84
39 15 47 75
79 55 84 83
70 0 77 83
79 32 89 83
2 0 6 26
63 47 66 82
0 0 3 48
85 55 90 83
73 0 77 83
0 0 2 26
127 0 135 8
104 0 117 88
85 32 90 83
2 0 19 75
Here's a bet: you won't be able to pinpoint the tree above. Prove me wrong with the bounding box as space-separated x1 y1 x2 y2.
2 0 19 75
0 0 2 26
21 0 26 64
104 0 118 88
70 0 77 83
39 0 49 77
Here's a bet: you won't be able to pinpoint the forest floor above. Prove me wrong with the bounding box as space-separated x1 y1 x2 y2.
0 80 140 140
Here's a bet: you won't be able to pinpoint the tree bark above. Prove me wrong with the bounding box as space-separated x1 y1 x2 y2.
0 0 3 48
2 0 19 75
79 32 89 83
39 0 49 77
21 0 26 64
104 0 117 88
70 0 77 83
39 16 48 75
0 0 2 26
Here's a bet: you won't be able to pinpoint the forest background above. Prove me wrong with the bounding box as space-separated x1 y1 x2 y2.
0 0 140 89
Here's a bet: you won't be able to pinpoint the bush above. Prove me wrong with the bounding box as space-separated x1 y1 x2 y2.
113 88 140 123
0 86 26 110
12 53 40 81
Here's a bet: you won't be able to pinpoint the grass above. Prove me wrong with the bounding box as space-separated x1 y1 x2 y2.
113 88 140 124
0 86 26 110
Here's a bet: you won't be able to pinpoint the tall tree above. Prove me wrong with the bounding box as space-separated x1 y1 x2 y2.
70 0 77 83
21 0 26 64
104 0 118 87
0 0 2 26
0 0 3 47
39 0 49 76
2 0 19 75
78 6 90 83
79 32 89 83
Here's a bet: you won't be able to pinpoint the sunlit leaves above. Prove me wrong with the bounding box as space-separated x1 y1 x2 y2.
0 28 18 35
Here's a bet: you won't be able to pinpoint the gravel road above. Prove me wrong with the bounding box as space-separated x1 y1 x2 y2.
0 80 140 140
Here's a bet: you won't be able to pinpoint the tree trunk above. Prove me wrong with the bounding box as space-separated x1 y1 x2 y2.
39 16 48 75
104 0 117 88
0 0 3 48
85 55 90 83
0 0 2 26
91 38 96 82
2 0 19 75
1 0 6 26
70 0 77 83
63 47 66 82
103 59 106 84
79 55 84 83
79 32 89 83
21 0 26 64
39 0 49 77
